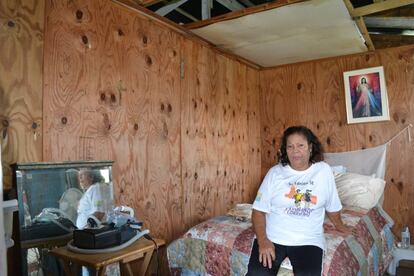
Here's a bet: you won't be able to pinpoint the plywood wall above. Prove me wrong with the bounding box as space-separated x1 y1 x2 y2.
0 0 44 190
260 45 414 237
181 40 261 229
43 0 261 252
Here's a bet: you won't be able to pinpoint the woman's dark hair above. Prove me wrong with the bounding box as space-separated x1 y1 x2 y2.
278 126 324 166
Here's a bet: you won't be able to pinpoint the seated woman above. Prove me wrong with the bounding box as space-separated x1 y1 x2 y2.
76 168 112 229
247 126 351 276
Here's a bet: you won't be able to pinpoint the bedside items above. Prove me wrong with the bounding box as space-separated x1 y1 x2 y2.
388 245 414 275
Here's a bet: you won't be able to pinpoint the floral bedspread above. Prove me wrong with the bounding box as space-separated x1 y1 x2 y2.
167 205 395 276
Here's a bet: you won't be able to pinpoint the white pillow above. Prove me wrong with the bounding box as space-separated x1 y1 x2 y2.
331 165 347 175
334 172 385 209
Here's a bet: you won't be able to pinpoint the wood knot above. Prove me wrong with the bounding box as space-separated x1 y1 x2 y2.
326 137 331 145
369 135 373 142
194 172 198 180
205 104 208 111
224 171 227 177
118 29 124 36
110 94 116 102
402 118 406 124
393 113 399 123
272 138 276 145
100 93 106 101
32 122 38 129
297 82 302 90
2 120 9 127
232 110 236 117
242 169 244 174
81 35 88 45
365 54 370 62
145 55 152 66
61 117 68 125
397 181 403 193
161 103 165 111
76 10 83 20
142 35 148 45
316 123 320 129
167 103 172 113
7 20 15 28
134 123 138 130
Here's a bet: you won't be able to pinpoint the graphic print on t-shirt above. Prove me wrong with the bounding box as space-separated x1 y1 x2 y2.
284 182 317 216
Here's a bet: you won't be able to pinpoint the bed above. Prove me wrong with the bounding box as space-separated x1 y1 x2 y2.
167 204 395 276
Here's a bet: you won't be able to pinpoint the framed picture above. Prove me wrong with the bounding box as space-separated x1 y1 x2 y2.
343 66 390 124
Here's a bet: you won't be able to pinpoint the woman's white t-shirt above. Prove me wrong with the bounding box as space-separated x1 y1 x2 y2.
252 161 342 250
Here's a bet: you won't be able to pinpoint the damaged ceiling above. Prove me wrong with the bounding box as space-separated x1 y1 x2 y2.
117 0 414 67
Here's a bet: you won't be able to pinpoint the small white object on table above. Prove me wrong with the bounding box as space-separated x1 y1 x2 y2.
388 245 414 275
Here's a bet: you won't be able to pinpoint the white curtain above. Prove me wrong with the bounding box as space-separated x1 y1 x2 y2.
0 147 7 276
325 144 387 179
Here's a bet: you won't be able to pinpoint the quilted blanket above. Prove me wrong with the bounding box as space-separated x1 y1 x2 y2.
167 205 395 276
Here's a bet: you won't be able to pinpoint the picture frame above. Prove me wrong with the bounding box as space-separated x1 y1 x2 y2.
343 66 390 124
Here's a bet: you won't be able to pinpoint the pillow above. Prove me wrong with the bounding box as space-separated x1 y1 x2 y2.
330 165 347 175
334 172 385 209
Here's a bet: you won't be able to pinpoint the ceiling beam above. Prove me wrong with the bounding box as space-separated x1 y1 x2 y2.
351 0 414 17
343 0 375 51
238 0 255 7
201 0 212 20
355 16 376 51
216 0 245 11
155 0 189 16
365 16 414 29
185 0 308 29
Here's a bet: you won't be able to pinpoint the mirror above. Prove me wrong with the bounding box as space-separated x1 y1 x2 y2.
14 160 113 276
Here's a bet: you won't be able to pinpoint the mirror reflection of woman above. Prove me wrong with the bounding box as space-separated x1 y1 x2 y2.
76 168 112 229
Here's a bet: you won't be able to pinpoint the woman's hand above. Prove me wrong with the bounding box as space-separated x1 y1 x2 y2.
258 238 276 268
334 223 353 236
326 211 356 236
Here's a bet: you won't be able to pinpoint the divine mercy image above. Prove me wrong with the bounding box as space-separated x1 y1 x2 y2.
348 72 383 118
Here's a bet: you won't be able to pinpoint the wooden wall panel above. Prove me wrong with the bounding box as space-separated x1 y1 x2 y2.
43 1 261 268
0 0 44 190
43 0 184 245
181 41 261 229
245 66 262 202
260 45 414 238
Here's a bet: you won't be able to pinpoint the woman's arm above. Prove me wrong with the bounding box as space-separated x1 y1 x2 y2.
326 211 352 235
252 209 275 268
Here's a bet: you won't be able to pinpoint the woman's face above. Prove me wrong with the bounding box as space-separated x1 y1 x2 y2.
78 170 93 189
286 133 311 171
